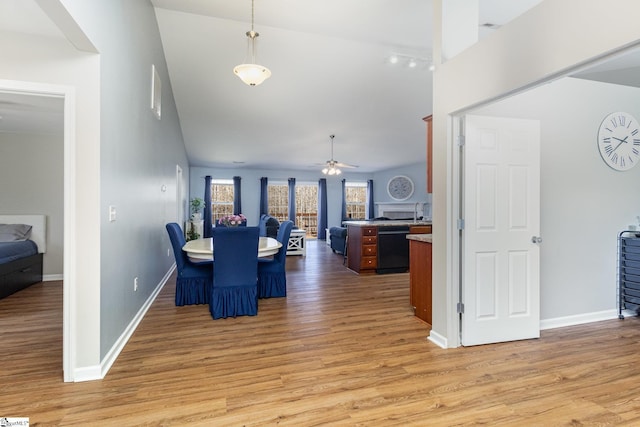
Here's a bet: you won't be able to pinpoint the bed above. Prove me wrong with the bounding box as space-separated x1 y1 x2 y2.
0 215 46 299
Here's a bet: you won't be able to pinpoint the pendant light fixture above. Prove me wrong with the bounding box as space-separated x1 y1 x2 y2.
233 0 271 86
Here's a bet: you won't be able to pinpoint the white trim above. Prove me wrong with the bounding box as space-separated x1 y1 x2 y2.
345 181 367 188
176 164 183 224
427 329 448 348
72 365 102 382
212 178 233 185
0 79 77 382
96 264 175 381
540 310 620 330
43 274 64 281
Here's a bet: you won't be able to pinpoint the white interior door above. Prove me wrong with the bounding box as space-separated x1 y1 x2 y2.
461 115 541 346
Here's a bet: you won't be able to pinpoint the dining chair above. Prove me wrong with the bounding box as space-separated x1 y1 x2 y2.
210 226 260 319
166 223 213 306
257 220 294 298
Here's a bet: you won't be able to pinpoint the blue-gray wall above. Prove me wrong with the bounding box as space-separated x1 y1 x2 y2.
76 0 191 359
190 161 428 231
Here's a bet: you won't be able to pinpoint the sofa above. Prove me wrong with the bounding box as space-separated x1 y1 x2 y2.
329 226 347 255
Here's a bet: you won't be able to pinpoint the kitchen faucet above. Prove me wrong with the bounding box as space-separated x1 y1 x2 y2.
414 202 420 223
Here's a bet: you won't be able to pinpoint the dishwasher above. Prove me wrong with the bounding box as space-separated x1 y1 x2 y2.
376 226 410 274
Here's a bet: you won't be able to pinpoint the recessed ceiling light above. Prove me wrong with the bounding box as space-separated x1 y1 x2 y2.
389 55 399 64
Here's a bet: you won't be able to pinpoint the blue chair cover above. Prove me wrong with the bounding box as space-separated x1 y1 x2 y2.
166 223 213 306
210 226 260 319
258 220 293 298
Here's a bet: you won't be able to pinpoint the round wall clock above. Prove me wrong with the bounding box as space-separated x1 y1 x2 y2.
597 111 640 171
387 175 414 201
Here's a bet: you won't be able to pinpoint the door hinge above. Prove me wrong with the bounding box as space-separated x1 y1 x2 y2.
457 218 465 230
457 135 465 147
457 302 465 314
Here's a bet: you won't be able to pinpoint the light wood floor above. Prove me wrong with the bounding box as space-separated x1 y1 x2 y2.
2 241 640 426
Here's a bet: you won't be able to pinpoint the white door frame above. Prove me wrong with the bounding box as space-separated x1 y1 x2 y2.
176 164 184 225
0 79 76 382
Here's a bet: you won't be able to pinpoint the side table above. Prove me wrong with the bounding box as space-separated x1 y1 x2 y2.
287 229 306 256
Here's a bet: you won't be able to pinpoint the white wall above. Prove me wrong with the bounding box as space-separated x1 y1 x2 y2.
432 0 640 346
476 77 640 320
0 131 64 277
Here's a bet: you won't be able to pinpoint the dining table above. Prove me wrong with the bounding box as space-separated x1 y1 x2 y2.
182 236 282 261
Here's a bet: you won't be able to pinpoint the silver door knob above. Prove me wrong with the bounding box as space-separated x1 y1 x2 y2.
531 236 542 244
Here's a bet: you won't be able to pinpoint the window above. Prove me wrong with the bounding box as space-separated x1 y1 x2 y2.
211 179 234 223
267 182 288 223
345 181 367 220
295 183 318 238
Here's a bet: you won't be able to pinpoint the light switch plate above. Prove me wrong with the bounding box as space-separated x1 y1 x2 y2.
109 205 116 222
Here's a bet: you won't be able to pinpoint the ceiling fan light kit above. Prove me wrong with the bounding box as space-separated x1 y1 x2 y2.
234 0 271 86
322 134 357 175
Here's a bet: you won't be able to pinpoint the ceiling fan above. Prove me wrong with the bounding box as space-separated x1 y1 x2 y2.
321 134 358 175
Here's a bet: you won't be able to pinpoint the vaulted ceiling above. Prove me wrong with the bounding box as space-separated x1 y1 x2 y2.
5 0 640 174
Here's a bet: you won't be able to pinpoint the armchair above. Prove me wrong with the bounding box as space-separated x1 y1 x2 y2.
329 226 347 255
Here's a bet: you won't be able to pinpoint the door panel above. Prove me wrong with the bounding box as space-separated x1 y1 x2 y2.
462 115 540 346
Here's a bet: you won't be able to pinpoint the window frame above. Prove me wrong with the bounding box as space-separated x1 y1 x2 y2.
345 181 367 220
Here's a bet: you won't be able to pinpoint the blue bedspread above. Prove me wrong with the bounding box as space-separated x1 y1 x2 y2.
0 240 38 264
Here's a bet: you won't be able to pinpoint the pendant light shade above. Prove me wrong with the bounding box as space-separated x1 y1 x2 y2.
234 1 271 86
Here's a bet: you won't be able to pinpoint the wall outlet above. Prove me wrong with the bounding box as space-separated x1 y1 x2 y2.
167 248 171 257
134 277 138 292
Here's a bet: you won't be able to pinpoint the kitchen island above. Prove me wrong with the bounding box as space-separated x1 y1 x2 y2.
343 220 431 274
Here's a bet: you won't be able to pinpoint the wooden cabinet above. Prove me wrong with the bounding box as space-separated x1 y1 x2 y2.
410 225 432 234
346 225 378 273
423 115 432 194
409 238 432 324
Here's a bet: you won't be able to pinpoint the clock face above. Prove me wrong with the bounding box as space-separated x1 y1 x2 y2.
597 112 640 171
387 176 414 201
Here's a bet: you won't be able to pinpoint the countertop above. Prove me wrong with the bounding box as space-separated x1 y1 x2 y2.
343 220 432 227
406 233 432 243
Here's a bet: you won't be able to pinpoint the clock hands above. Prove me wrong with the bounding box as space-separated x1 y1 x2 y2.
611 136 629 153
612 136 629 143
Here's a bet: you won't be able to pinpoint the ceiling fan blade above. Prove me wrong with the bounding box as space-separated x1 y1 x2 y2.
334 162 358 168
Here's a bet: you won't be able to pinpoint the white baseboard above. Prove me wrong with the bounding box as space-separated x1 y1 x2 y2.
43 274 63 281
540 309 620 330
427 329 448 348
72 264 176 382
73 365 102 382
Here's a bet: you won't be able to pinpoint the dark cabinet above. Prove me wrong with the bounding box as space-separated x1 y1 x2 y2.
619 231 640 318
